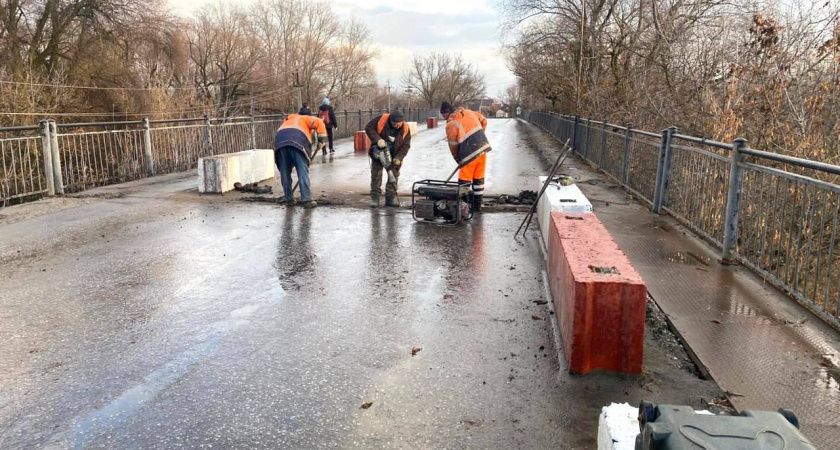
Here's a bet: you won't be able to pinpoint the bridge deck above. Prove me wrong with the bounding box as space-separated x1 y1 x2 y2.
524 120 840 449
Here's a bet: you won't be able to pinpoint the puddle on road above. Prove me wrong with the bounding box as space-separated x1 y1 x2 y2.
667 251 711 267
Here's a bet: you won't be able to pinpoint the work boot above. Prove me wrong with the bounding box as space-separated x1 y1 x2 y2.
303 200 318 209
277 198 295 206
329 148 335 153
472 195 483 213
385 196 400 208
370 195 380 208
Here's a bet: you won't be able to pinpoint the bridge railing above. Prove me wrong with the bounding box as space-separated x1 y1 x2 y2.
0 108 441 205
523 110 840 331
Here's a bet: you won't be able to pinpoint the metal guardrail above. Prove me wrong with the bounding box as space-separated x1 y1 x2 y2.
1 108 439 205
524 110 840 331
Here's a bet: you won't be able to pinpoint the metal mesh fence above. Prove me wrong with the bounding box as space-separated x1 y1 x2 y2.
523 110 840 331
2 110 429 203
0 133 46 204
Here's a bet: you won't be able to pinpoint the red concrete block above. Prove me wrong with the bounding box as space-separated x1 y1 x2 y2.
354 131 370 153
547 212 646 374
426 117 438 129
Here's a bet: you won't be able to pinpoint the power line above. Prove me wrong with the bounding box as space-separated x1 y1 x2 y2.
0 86 300 119
0 73 284 92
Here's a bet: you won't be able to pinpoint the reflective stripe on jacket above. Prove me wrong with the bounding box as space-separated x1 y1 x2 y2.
278 114 327 142
445 108 491 164
274 114 327 157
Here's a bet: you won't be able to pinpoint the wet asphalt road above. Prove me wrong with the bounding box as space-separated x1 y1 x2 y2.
303 119 542 198
0 119 723 449
0 120 573 449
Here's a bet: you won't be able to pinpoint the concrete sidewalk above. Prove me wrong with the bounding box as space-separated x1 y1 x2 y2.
523 120 840 449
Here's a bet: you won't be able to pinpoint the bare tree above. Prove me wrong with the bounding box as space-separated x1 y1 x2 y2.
322 19 378 109
189 1 262 116
403 52 486 108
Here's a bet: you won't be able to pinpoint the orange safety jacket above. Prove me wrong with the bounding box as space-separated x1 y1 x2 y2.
365 113 411 161
445 108 491 165
278 114 327 141
377 114 410 140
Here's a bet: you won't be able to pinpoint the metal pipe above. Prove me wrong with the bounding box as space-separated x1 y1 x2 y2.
48 121 64 194
741 148 840 176
672 134 733 149
56 120 143 128
39 120 55 196
653 126 677 214
722 138 747 263
142 118 155 174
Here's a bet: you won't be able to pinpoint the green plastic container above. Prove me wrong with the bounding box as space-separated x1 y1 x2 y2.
636 402 816 449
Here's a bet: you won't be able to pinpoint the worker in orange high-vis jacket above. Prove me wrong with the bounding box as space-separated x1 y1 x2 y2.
364 109 411 208
274 114 327 208
440 102 491 212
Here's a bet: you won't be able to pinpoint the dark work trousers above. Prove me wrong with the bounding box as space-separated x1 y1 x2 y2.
326 127 334 151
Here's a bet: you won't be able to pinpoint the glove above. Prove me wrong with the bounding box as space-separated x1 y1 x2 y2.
393 158 401 168
377 139 387 149
387 136 395 143
318 141 326 150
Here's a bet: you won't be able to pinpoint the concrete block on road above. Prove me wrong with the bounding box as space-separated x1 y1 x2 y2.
407 121 418 136
597 403 638 450
198 149 275 194
537 177 593 248
547 212 646 374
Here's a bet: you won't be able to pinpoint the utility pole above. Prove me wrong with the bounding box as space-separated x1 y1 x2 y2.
577 1 586 111
293 71 303 110
386 80 392 110
405 87 413 109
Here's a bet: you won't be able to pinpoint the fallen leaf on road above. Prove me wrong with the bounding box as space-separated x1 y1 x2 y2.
711 319 722 324
360 402 373 409
460 419 483 427
411 347 422 356
443 294 454 300
533 300 548 305
532 315 543 320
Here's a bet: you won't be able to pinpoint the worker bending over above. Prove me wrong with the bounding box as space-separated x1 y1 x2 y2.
274 114 327 208
365 110 411 208
440 102 491 212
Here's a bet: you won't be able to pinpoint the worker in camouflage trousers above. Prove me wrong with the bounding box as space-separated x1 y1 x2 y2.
364 110 411 208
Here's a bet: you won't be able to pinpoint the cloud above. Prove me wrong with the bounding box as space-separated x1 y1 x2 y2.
167 0 518 94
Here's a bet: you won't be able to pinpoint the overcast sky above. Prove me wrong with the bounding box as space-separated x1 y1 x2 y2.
168 0 516 98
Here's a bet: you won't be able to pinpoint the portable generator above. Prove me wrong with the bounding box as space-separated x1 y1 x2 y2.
412 180 473 225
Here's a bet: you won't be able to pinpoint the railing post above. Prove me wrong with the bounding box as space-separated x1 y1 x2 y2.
600 120 608 169
653 125 677 214
142 117 155 175
584 119 592 160
572 115 580 154
358 110 362 131
249 115 257 149
622 123 633 185
48 120 64 194
39 120 55 197
204 115 213 156
722 138 747 263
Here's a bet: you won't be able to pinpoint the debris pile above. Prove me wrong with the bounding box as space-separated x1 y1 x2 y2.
234 182 272 194
493 190 538 205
